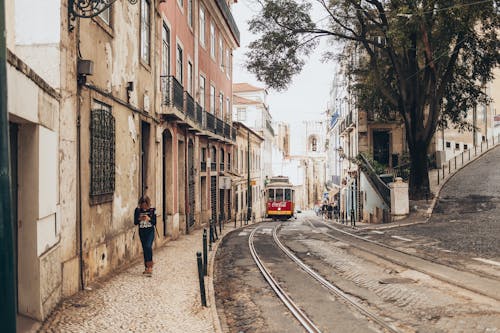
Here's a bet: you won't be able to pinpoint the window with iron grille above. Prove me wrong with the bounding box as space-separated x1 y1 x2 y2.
90 102 115 204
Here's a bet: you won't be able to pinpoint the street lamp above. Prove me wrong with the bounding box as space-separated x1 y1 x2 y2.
68 0 139 31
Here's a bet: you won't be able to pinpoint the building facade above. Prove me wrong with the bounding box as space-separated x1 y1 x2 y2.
5 0 240 324
232 122 264 222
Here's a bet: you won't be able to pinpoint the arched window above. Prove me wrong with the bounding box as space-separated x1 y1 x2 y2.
309 136 318 152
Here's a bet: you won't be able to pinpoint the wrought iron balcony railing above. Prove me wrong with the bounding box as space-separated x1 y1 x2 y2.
216 118 224 135
211 162 217 170
224 123 231 138
231 127 237 141
196 103 203 127
206 111 216 133
200 161 207 172
185 91 195 120
160 75 184 112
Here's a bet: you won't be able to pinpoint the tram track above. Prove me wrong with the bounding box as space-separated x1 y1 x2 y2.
305 217 500 302
248 226 322 333
272 225 402 333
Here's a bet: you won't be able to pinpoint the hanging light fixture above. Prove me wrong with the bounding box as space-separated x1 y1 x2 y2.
68 0 138 31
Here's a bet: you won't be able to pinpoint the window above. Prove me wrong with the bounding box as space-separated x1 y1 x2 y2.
187 0 193 27
176 44 183 82
237 108 246 121
161 24 170 75
446 141 451 148
199 5 205 46
187 61 193 94
219 38 224 70
226 98 230 121
225 49 230 77
268 189 275 201
201 148 206 162
140 0 151 64
177 0 183 8
275 189 284 201
285 189 292 201
99 6 111 25
455 143 460 150
90 101 115 204
210 22 215 58
464 144 468 150
311 137 318 151
210 85 215 114
199 75 206 108
219 93 224 118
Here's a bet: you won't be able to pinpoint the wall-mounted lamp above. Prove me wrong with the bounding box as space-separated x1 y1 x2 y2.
68 0 138 31
77 59 94 85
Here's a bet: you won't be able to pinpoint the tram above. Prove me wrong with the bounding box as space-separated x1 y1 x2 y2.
265 176 295 220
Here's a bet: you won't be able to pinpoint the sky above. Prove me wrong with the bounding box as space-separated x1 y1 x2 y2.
231 0 338 125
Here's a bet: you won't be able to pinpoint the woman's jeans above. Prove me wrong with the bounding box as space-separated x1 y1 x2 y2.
139 227 155 264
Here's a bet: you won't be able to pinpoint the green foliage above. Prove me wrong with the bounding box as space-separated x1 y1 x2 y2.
246 0 500 198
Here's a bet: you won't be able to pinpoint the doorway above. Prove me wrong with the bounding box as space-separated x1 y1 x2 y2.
187 140 195 229
141 122 151 196
162 130 173 237
373 131 390 166
9 123 19 311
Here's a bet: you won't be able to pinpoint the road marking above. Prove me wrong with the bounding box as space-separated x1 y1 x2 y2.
391 235 412 242
371 230 385 235
473 258 500 267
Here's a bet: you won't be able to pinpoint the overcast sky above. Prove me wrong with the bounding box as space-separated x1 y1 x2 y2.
231 0 338 125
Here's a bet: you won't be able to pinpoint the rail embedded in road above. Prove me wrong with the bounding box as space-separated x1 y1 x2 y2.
248 226 322 333
272 224 401 333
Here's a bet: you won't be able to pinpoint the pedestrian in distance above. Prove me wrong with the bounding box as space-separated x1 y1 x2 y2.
134 196 156 276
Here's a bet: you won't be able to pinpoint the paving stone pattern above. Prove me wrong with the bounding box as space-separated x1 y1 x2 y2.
40 228 214 333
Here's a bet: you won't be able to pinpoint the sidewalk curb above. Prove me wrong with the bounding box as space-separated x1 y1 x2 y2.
206 221 261 333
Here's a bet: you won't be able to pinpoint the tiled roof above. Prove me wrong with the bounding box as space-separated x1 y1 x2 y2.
233 82 264 92
233 95 259 105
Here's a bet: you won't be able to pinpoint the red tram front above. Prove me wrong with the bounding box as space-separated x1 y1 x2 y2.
265 176 295 220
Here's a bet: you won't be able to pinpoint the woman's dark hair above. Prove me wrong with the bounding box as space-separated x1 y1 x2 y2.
138 195 151 207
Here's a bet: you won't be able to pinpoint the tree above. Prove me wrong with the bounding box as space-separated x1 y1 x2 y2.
246 0 500 199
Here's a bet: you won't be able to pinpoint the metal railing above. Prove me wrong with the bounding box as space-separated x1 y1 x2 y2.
391 162 410 181
206 112 216 132
200 161 207 172
196 103 203 127
224 123 231 138
160 75 184 112
367 110 398 122
436 134 500 185
358 153 391 207
216 118 224 135
231 127 237 141
185 91 195 120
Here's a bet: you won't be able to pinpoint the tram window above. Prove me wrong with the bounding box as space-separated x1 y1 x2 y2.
275 189 284 201
285 189 291 201
268 189 274 201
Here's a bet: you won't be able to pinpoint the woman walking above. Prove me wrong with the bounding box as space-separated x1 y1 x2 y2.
134 196 156 276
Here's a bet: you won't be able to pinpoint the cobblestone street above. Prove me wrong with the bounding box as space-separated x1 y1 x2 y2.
383 145 500 257
40 228 216 333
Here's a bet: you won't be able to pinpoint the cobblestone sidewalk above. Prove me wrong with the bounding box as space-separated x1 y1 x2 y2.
40 227 223 333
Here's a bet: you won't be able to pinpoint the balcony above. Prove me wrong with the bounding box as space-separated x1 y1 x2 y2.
211 162 217 170
231 127 237 141
206 111 216 133
220 162 225 172
340 111 355 135
196 103 204 127
216 118 224 136
215 0 240 45
201 161 207 172
160 75 184 112
224 123 231 138
185 91 195 120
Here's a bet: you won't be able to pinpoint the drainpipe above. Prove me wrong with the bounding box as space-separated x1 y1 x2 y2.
185 128 189 234
0 1 17 331
76 19 85 291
